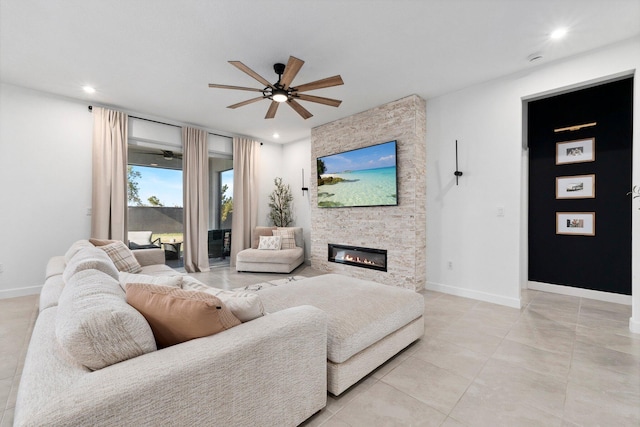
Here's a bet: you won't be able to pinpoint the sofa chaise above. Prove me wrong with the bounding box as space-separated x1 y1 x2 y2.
236 226 305 273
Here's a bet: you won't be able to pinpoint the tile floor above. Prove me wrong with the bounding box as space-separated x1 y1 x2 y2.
1 265 639 426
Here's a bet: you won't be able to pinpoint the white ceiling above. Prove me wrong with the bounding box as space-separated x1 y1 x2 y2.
1 0 639 144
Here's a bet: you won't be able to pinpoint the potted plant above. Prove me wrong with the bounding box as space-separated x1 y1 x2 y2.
268 177 293 226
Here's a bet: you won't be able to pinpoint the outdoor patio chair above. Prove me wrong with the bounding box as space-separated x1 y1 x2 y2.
127 231 161 249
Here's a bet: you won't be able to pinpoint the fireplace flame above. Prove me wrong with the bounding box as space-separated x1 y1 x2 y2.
338 254 379 266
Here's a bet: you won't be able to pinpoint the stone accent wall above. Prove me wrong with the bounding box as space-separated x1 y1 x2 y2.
310 95 426 290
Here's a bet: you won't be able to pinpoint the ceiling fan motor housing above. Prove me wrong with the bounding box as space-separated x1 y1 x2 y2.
274 63 286 76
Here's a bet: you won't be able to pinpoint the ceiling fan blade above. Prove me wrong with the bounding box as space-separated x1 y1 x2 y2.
293 75 344 93
287 99 313 120
227 96 265 109
228 61 274 88
280 56 305 90
265 101 279 119
296 94 342 107
208 83 264 92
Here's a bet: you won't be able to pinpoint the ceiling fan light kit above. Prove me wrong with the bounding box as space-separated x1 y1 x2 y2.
208 56 343 119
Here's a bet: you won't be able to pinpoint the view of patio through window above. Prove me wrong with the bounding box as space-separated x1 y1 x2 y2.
127 146 233 266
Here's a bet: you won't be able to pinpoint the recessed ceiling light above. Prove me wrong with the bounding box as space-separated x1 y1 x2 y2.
273 133 280 139
82 85 96 94
550 28 568 40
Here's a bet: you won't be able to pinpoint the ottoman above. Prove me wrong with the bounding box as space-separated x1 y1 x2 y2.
257 274 425 395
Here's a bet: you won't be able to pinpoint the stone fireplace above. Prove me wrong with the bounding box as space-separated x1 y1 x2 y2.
310 95 426 291
328 244 387 272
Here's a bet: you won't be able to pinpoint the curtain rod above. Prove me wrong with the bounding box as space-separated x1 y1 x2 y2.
88 105 232 139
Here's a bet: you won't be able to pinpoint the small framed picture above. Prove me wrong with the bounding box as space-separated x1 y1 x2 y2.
556 174 595 199
556 138 595 165
556 212 595 236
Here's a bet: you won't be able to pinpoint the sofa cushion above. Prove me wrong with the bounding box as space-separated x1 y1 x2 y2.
139 263 183 276
273 229 296 249
63 239 93 263
99 241 143 273
45 256 66 279
118 271 183 292
40 274 65 311
258 235 281 250
251 226 277 249
56 269 157 370
237 247 303 265
126 284 241 348
258 274 425 364
63 246 120 283
181 276 265 322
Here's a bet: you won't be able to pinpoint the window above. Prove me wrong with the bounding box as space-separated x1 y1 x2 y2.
127 147 184 264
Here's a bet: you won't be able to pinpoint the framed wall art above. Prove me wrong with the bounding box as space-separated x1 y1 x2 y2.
556 138 595 165
556 174 595 199
556 212 595 236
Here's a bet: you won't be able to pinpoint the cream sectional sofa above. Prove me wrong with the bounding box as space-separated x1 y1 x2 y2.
15 240 327 427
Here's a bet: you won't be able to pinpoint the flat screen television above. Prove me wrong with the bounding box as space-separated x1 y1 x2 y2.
317 140 398 208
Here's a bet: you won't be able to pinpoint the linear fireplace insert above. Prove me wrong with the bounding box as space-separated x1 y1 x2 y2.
328 244 387 272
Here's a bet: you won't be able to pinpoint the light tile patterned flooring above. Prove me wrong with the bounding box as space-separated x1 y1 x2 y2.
1 265 639 426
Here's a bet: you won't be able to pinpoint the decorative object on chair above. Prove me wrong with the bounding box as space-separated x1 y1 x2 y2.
208 56 343 120
268 177 293 227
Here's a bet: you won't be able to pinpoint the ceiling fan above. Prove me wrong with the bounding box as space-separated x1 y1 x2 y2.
208 56 343 120
152 150 182 160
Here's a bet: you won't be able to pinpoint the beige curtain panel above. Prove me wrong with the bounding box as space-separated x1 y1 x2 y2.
182 126 210 273
230 137 260 267
91 107 128 241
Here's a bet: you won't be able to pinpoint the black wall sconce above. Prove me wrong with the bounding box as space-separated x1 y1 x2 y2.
301 168 309 195
454 140 463 185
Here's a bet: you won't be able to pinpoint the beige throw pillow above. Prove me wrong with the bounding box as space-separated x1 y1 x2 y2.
181 276 266 322
126 284 241 348
272 229 296 249
100 241 142 273
258 235 281 250
89 238 117 247
118 271 183 293
251 226 277 249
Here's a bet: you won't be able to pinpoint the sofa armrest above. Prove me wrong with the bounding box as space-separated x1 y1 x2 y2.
132 248 165 266
17 305 327 427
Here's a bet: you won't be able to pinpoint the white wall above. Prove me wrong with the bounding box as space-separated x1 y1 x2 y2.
254 139 312 260
0 84 93 297
282 138 312 259
426 37 640 330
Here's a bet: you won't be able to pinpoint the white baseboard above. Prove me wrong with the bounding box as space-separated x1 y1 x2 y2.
425 281 521 309
527 281 631 305
0 285 41 300
629 317 640 334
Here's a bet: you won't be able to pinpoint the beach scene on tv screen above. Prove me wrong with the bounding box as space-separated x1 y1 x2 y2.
317 141 397 208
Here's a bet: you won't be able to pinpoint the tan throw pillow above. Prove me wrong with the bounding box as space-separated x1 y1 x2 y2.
258 235 281 250
126 284 241 348
118 271 183 293
272 229 296 249
100 241 142 273
89 238 118 247
251 226 277 249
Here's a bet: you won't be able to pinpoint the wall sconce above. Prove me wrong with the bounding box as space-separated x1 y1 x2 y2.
454 140 463 185
301 168 309 195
